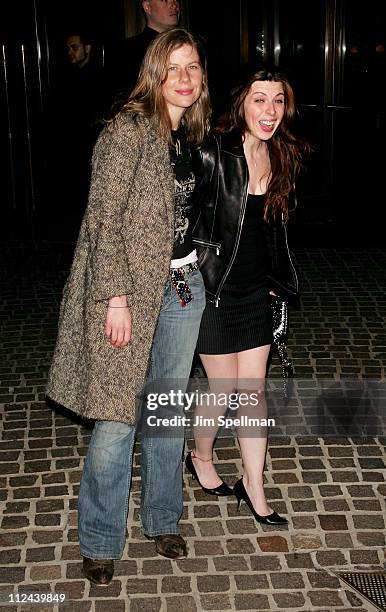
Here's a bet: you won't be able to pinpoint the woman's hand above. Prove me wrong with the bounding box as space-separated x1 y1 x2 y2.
105 296 132 347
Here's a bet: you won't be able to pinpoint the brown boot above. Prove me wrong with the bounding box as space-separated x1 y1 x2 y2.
82 556 114 586
147 534 187 559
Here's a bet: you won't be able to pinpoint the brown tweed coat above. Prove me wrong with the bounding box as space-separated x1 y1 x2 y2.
47 113 175 424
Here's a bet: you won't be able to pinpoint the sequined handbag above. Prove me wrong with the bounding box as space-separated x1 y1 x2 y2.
271 296 294 384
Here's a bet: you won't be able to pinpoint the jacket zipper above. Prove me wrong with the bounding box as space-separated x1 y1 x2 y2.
193 238 222 256
282 216 299 293
214 182 248 306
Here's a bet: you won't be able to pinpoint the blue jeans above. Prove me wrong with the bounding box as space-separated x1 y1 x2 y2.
78 270 205 559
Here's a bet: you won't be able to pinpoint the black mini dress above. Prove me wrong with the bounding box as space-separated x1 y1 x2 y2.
196 194 273 354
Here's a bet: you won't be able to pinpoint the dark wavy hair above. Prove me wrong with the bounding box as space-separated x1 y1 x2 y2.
121 28 211 146
216 67 311 222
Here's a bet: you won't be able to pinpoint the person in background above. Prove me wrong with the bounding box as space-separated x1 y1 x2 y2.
47 28 210 586
107 0 180 104
48 31 105 238
187 67 310 524
65 32 92 69
62 31 104 142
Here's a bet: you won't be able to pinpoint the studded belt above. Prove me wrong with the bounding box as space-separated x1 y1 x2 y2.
169 261 199 307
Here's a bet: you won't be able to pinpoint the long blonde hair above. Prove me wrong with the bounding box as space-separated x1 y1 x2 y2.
121 29 211 146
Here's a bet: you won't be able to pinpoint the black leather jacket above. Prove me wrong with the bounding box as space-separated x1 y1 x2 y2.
192 131 299 305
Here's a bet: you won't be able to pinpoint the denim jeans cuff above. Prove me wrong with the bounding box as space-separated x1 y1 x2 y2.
79 547 122 560
143 528 180 538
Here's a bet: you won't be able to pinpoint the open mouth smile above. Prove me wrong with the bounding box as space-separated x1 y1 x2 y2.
258 120 275 131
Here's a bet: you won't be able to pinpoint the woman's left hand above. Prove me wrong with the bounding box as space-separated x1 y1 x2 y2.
105 295 132 347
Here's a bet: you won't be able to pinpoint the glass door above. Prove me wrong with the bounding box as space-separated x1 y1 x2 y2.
334 0 386 237
272 0 385 240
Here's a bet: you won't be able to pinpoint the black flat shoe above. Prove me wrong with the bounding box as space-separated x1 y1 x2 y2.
185 451 233 496
145 533 187 559
233 478 288 525
82 556 114 586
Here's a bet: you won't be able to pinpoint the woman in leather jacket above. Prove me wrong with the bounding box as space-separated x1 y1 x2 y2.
186 67 310 523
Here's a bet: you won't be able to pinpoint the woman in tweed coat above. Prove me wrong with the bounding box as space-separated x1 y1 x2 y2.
47 29 211 585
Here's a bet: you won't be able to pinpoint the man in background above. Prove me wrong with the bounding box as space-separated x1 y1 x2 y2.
47 31 104 239
63 31 103 129
66 33 92 69
108 0 180 103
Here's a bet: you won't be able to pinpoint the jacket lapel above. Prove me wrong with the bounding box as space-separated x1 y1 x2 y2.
140 116 174 228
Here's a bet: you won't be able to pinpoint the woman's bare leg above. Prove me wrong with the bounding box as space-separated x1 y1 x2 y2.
193 344 273 514
191 353 237 488
236 345 272 516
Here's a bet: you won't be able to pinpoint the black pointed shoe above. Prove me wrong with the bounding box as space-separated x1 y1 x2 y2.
82 556 114 586
185 451 233 496
233 478 288 525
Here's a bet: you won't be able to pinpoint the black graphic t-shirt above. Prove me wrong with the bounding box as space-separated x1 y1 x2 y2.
169 126 196 261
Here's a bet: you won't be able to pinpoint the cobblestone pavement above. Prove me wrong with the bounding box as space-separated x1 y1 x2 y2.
1 243 386 612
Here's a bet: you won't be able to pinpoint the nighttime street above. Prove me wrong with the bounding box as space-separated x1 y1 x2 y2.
1 242 385 610
2 0 386 610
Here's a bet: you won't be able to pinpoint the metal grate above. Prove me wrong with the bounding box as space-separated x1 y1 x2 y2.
336 571 386 611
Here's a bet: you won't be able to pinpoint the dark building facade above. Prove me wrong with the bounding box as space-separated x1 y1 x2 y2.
1 0 385 241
